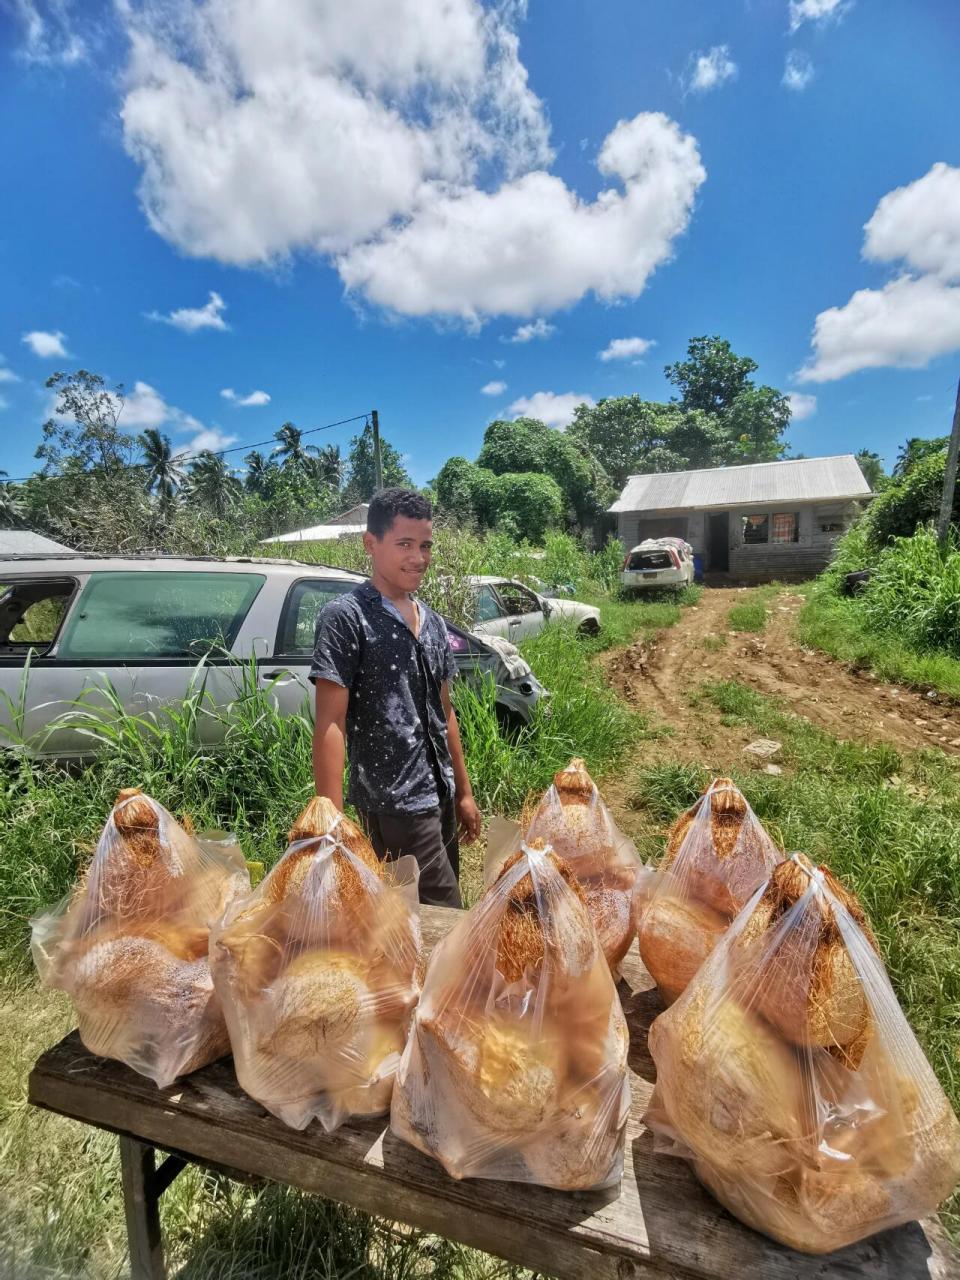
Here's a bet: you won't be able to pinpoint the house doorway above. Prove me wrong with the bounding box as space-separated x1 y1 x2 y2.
707 512 729 572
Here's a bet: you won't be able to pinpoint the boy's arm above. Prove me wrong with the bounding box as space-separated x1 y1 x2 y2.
441 680 482 843
313 678 350 810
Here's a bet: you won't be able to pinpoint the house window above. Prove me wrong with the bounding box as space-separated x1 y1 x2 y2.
820 521 843 534
770 512 800 543
741 514 769 544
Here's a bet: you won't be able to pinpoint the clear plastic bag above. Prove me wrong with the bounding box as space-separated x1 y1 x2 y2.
644 853 960 1253
31 788 250 1088
522 758 650 971
638 777 781 1003
210 797 422 1132
391 840 630 1189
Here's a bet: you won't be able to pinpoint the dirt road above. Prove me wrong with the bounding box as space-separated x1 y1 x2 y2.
601 587 960 766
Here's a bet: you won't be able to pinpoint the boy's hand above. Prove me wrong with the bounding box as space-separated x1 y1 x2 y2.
456 794 482 844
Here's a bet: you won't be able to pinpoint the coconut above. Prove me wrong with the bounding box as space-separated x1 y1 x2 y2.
737 854 877 1065
525 759 639 968
69 932 228 1074
663 778 780 918
492 843 592 984
265 949 371 1059
638 894 728 1004
649 990 806 1180
288 796 380 870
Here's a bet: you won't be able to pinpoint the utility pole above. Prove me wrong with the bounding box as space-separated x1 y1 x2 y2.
371 408 383 493
937 377 960 548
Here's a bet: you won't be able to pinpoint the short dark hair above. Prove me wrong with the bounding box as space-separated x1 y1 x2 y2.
367 487 432 538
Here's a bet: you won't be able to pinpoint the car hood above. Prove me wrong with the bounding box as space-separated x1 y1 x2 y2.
469 631 534 681
544 597 599 623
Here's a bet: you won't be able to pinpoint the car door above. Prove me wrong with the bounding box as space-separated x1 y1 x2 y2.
0 575 80 749
472 583 514 641
258 577 357 718
7 569 266 756
495 580 546 641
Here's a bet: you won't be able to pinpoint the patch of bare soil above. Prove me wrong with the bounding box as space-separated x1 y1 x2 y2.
602 588 960 768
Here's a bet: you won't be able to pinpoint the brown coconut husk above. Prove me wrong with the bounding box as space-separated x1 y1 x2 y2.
662 778 780 918
493 843 587 984
649 990 807 1180
99 788 171 916
737 854 879 1067
266 949 372 1059
639 894 728 1005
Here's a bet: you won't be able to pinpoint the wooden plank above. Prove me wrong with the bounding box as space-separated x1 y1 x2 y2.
119 1136 166 1280
29 908 960 1280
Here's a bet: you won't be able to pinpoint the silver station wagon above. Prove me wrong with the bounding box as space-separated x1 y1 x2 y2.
0 555 547 757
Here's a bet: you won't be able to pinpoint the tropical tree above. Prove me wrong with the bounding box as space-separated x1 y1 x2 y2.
36 369 136 474
892 436 950 479
0 472 25 528
138 428 185 500
315 443 344 490
243 450 274 494
341 424 412 504
272 422 319 471
854 448 886 492
185 451 242 516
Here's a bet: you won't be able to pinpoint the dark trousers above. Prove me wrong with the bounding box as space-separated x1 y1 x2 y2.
359 797 462 908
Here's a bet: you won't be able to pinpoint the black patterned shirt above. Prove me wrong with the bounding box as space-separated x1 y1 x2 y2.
309 580 456 815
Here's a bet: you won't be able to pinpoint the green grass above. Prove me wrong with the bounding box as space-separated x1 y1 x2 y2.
631 678 960 1236
727 600 767 632
798 591 960 699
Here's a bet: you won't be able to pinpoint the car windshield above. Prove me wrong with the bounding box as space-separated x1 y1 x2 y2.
628 550 673 570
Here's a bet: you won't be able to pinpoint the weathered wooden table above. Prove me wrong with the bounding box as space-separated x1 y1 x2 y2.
29 905 959 1280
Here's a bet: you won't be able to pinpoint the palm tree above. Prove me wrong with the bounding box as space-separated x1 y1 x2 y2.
272 422 319 471
139 428 185 500
244 450 273 494
185 451 242 516
315 443 343 490
0 472 25 528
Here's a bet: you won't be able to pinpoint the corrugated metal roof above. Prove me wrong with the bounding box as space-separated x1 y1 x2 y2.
261 522 367 544
0 530 75 555
608 454 871 513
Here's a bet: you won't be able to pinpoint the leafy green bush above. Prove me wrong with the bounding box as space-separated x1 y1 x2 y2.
866 450 955 549
859 528 960 656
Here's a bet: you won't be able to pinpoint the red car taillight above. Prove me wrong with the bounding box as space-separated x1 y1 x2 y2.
668 549 681 570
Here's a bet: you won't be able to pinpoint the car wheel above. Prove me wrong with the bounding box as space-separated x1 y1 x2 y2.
577 617 600 637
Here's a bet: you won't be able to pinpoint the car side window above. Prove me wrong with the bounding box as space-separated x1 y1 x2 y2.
0 579 76 655
57 571 265 660
475 585 507 623
498 582 541 616
276 579 354 656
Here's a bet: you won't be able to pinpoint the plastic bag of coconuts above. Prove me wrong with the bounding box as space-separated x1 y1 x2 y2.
391 839 630 1189
644 852 960 1253
519 759 651 974
210 797 422 1132
638 777 781 1004
31 788 250 1088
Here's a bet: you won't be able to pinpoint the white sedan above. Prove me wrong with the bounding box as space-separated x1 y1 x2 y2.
469 575 601 643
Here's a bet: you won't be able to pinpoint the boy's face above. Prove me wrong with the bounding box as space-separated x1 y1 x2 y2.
364 515 433 593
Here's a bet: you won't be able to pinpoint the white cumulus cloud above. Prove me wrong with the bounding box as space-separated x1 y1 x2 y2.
783 51 814 91
22 330 69 358
506 319 556 344
685 45 737 95
787 391 817 420
340 113 706 322
120 381 174 429
481 380 507 396
0 362 21 384
509 390 595 430
118 0 552 266
221 387 271 406
800 163 960 382
789 0 849 31
180 426 239 456
599 336 655 363
147 291 229 333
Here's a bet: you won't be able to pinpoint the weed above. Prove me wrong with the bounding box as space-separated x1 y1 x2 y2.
727 600 767 632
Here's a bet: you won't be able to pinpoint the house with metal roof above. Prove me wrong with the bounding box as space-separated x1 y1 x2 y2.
0 529 75 557
259 503 369 545
608 455 872 582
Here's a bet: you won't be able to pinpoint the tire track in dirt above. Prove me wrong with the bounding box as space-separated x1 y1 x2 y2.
601 587 960 763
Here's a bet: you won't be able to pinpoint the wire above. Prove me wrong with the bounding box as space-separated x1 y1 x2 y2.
0 411 372 484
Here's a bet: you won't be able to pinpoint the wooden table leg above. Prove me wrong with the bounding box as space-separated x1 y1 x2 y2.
119 1136 166 1280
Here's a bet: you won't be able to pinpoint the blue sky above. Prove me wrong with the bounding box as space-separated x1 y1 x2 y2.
1 0 959 491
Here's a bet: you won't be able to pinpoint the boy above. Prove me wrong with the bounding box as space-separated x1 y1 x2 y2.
309 487 481 906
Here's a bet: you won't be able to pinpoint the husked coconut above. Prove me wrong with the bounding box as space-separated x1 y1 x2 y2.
265 950 371 1059
524 759 643 968
736 854 878 1066
639 894 728 1005
663 778 780 918
494 843 593 984
648 990 806 1180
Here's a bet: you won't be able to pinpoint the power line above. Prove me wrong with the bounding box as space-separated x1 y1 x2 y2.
0 411 371 484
